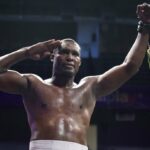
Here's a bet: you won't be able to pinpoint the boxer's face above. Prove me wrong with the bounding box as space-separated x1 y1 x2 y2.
52 41 81 77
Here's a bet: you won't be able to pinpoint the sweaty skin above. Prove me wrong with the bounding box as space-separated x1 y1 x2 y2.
23 75 96 145
22 40 96 145
0 3 150 146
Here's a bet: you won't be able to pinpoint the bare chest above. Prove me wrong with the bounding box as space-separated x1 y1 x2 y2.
24 83 93 114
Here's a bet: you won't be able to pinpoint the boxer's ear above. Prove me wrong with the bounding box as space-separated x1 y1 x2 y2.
50 48 58 62
50 53 54 62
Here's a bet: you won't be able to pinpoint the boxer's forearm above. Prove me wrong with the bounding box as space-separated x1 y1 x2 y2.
0 47 29 69
123 32 149 73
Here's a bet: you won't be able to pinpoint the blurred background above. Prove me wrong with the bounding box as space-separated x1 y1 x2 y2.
0 0 150 150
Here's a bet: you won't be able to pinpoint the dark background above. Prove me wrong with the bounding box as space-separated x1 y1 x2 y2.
0 0 150 149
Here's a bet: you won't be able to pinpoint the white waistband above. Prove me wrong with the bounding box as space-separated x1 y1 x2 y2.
30 140 88 150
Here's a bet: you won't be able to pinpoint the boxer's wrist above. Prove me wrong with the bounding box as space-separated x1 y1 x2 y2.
137 21 150 34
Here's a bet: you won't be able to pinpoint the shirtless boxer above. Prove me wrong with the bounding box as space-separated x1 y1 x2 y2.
0 3 150 150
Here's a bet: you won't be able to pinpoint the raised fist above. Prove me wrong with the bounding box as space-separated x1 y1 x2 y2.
136 3 150 23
